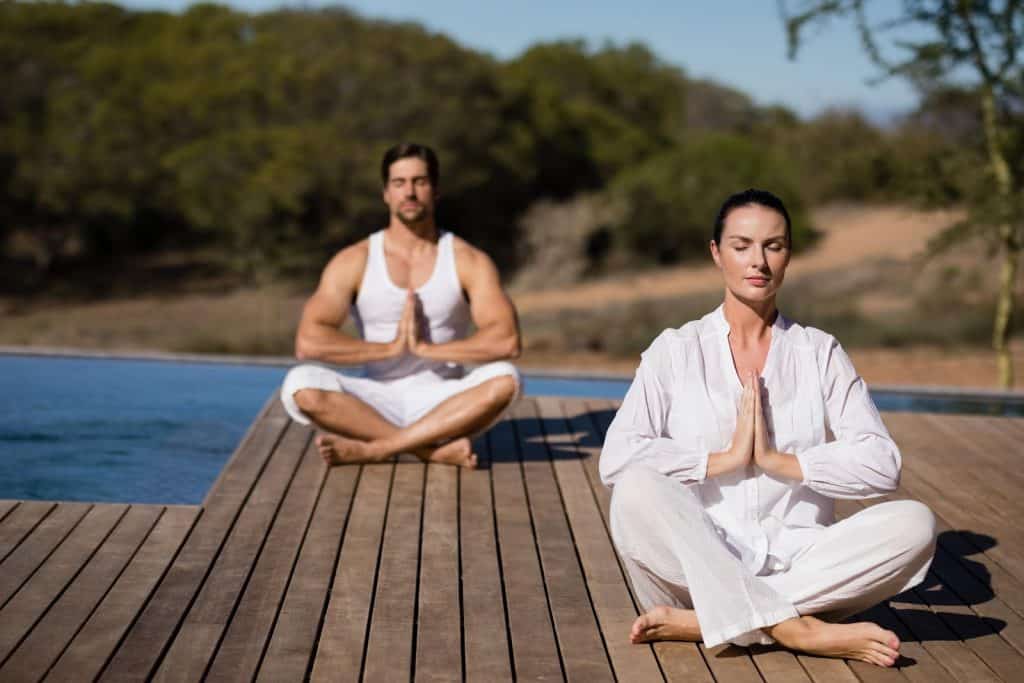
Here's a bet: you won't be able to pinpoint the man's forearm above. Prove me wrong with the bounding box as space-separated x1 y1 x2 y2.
296 328 398 365
415 328 520 364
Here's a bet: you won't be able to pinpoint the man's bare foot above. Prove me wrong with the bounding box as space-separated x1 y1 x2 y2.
315 433 377 465
416 437 478 469
630 606 701 644
768 616 900 667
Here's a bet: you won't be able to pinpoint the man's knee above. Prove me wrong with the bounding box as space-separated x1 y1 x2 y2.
293 388 335 416
483 373 518 406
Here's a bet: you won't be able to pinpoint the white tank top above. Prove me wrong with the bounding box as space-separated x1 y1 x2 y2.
352 230 471 380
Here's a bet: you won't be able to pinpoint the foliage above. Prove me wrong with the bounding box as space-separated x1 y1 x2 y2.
0 1 982 290
781 0 1024 386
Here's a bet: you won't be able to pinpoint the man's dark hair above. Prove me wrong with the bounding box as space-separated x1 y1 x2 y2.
380 143 440 186
712 188 792 245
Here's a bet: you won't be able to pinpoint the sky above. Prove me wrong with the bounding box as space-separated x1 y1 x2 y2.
125 0 924 121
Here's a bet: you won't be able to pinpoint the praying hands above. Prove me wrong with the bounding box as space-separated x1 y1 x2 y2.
708 371 804 481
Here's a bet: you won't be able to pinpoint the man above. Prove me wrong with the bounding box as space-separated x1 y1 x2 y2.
281 143 521 468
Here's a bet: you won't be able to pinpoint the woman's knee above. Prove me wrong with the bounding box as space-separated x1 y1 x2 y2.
887 499 936 557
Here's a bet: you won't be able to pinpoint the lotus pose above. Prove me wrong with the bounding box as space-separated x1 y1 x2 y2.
281 143 521 468
600 189 935 667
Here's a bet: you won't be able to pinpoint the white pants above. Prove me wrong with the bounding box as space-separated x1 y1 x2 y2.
280 361 520 428
610 466 935 648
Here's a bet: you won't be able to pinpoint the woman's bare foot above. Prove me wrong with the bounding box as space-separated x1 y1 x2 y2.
416 437 478 469
630 606 702 644
315 433 377 465
768 616 900 667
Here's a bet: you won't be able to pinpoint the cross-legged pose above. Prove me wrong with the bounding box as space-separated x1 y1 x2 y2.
281 143 521 469
600 189 935 667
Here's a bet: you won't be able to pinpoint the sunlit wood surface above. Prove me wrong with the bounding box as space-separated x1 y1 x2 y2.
2 394 1023 681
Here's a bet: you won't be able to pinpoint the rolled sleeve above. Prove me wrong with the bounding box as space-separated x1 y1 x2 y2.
796 339 901 499
600 334 709 487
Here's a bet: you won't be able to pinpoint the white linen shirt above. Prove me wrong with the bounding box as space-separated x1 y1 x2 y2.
600 306 901 575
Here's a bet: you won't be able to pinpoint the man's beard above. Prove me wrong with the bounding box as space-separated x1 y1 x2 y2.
397 205 429 226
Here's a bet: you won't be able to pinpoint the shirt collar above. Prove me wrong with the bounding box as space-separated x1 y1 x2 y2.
710 304 788 338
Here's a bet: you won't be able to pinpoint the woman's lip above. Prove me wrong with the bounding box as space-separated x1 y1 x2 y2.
746 277 770 285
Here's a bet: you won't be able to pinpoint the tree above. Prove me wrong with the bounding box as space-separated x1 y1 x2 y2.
781 0 1024 387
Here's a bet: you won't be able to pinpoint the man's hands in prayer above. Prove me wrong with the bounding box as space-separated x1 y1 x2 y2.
389 290 433 358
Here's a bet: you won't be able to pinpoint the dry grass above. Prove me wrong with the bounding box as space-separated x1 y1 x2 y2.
3 203 1021 390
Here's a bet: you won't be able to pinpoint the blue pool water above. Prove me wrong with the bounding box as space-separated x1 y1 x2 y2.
1 355 1022 505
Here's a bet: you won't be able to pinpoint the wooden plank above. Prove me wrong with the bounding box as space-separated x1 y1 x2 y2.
415 463 462 682
460 434 513 683
0 501 56 564
0 501 18 524
151 423 311 682
0 505 163 681
310 463 394 682
45 506 199 682
0 502 92 609
749 645 813 682
204 434 326 682
361 458 426 683
97 400 289 682
513 399 614 682
700 644 764 683
545 398 667 682
489 406 563 681
0 504 127 665
256 464 360 682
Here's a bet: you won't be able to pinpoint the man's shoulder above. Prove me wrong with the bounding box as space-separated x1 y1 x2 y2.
449 233 499 279
319 238 371 290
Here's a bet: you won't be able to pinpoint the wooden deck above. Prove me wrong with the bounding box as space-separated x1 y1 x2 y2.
2 395 1024 681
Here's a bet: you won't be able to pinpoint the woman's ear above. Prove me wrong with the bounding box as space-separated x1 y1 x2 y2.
710 240 722 269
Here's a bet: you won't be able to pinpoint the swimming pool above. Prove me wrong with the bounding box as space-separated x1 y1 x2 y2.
2 354 1022 505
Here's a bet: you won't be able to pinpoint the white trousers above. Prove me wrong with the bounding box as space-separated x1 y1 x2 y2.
281 361 520 428
610 466 936 648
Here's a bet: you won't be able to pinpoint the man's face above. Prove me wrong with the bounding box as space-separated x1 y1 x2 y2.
382 157 437 226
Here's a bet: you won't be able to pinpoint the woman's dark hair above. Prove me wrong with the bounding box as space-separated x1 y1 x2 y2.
380 143 440 186
712 188 791 245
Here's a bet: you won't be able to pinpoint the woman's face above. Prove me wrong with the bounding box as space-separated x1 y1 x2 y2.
710 204 790 305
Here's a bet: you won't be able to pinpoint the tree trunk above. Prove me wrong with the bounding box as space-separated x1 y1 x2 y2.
981 87 1018 388
994 224 1018 388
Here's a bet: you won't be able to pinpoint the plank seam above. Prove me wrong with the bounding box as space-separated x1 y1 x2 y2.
37 506 169 681
0 504 130 670
0 503 94 612
199 429 315 680
0 502 19 526
486 430 518 681
510 411 569 682
251 451 331 678
95 417 290 680
409 462 429 682
355 462 398 682
539 402 618 680
303 464 365 681
0 502 58 565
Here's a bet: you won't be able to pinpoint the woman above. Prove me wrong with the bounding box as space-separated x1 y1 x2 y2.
600 189 935 667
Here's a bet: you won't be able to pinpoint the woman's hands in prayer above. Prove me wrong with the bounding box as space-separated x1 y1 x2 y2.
706 371 757 477
707 370 804 481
